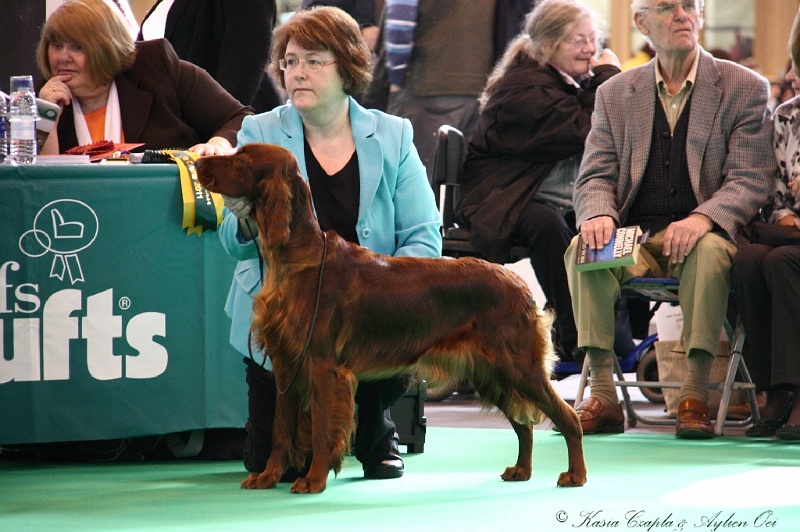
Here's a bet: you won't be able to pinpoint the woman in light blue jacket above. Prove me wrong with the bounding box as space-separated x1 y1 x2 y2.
219 6 441 481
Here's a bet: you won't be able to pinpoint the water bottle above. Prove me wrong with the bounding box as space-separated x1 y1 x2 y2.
8 75 37 164
0 91 8 163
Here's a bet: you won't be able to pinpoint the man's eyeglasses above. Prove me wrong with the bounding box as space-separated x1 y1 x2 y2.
278 58 338 72
641 1 698 17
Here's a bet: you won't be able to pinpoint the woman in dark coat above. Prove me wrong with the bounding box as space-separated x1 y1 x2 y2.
456 0 620 360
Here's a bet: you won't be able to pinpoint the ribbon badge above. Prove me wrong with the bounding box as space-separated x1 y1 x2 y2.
19 199 99 285
166 150 224 236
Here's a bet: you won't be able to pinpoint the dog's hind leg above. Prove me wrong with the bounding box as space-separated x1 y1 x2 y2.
518 368 587 487
501 419 534 481
469 375 534 482
290 364 356 494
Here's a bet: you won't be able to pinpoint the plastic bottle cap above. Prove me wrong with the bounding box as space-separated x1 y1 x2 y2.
10 76 33 92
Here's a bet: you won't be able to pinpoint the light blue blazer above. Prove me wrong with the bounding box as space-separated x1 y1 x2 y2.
219 96 443 365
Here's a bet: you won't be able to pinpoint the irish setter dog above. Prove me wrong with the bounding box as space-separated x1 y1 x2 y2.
195 143 586 494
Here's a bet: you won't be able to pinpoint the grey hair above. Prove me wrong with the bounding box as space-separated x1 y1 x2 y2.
631 0 704 47
479 0 606 109
631 0 705 15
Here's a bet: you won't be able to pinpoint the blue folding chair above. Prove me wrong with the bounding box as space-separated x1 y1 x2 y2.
573 277 760 436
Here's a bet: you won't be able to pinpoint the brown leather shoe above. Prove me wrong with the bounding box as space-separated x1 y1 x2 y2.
676 398 714 439
575 398 624 434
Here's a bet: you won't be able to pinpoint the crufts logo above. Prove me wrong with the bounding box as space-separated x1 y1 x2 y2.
18 198 98 285
1 199 168 384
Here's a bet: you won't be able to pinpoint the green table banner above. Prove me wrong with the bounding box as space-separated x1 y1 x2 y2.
0 163 246 444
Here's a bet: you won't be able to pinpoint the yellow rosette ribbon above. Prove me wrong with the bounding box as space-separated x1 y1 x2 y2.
165 150 224 236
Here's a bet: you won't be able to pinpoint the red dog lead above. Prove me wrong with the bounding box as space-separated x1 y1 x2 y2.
196 143 586 493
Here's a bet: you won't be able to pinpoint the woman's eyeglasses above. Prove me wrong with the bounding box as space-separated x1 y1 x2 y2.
565 36 598 49
279 58 338 72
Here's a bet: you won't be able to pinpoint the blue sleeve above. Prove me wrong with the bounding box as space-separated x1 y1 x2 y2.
392 118 442 258
218 209 259 260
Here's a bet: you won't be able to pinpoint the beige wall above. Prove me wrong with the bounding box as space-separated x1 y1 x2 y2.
130 0 155 23
754 0 800 81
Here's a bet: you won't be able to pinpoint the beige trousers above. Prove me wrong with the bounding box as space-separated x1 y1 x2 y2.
564 229 737 357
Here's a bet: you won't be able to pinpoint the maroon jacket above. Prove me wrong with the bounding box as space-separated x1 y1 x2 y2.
54 39 252 153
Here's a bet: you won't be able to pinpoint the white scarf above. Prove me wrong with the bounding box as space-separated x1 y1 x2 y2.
72 81 122 145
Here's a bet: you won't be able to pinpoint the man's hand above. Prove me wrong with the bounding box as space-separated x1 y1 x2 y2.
778 214 800 230
663 213 713 263
579 216 616 250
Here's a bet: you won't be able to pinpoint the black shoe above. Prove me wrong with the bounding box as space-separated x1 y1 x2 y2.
363 435 404 480
363 453 404 479
242 358 277 473
775 424 800 441
746 399 793 438
242 421 268 474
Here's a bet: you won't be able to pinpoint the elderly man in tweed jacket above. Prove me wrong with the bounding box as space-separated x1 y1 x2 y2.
564 0 776 438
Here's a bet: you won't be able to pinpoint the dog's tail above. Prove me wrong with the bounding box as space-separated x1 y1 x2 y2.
476 301 557 426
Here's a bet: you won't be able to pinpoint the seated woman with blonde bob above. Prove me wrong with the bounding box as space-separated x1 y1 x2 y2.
37 0 251 156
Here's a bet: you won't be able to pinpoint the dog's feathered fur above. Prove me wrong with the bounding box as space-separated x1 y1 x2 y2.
196 143 586 493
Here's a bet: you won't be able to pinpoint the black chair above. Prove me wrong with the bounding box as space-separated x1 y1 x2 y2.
424 125 529 401
430 125 528 261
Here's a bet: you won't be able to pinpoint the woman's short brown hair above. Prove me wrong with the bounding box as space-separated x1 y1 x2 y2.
269 6 373 96
37 0 136 86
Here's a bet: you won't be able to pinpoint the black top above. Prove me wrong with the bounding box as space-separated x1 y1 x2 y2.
305 138 361 244
627 92 697 235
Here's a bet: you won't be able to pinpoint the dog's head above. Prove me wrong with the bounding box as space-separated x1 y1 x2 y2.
196 143 307 248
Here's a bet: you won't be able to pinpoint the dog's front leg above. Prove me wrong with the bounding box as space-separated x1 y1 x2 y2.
241 386 295 490
290 364 356 494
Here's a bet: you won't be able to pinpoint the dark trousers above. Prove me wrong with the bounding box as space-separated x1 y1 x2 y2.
731 243 800 390
243 357 408 470
354 375 410 466
515 201 578 355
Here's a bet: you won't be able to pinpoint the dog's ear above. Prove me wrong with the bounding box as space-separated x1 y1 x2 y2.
257 147 302 248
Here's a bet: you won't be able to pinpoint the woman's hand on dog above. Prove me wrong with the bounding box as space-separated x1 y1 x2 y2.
190 136 235 156
224 195 254 219
224 195 259 241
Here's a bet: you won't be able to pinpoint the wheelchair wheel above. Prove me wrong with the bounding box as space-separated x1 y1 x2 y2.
635 348 665 404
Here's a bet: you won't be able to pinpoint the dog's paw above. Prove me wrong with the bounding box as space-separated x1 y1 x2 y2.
556 470 587 487
500 466 532 482
289 476 327 494
241 473 279 490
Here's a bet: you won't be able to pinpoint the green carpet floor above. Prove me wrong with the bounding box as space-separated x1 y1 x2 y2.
1 427 799 531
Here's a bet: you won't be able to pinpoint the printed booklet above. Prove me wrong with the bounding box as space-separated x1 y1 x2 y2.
575 225 648 272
